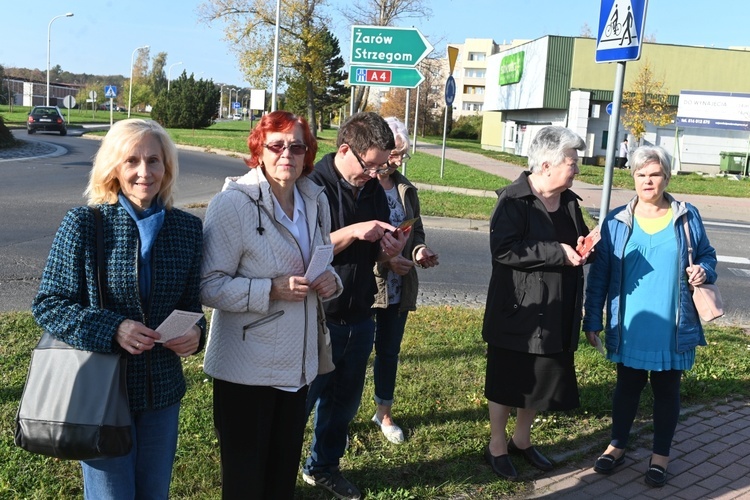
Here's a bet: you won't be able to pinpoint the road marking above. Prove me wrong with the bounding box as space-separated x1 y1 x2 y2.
728 268 750 277
719 256 750 265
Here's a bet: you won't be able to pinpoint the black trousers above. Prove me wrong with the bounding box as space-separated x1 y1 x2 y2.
213 379 308 500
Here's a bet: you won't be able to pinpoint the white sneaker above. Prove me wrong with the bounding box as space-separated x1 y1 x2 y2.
371 413 404 444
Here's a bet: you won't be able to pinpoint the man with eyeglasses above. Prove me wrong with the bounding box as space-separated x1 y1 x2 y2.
302 112 407 499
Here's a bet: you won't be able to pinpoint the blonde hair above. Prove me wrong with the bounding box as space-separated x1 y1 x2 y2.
85 119 178 208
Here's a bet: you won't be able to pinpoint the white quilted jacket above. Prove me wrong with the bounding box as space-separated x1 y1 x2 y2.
200 168 342 387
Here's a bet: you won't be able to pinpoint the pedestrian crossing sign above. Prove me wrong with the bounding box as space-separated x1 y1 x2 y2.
595 0 648 63
105 85 117 98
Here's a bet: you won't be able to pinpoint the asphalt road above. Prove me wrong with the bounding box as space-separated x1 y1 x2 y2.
1 133 749 327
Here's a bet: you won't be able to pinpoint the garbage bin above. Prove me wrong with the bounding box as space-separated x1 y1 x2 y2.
719 151 748 174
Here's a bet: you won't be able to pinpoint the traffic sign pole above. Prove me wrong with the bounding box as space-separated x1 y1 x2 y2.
600 62 626 221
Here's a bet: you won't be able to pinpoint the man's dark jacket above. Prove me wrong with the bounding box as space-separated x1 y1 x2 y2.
308 153 390 323
482 171 590 355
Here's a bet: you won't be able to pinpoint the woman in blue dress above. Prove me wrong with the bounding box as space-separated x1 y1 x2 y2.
583 145 718 488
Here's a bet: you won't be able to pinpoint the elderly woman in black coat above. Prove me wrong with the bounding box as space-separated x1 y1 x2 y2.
482 126 593 480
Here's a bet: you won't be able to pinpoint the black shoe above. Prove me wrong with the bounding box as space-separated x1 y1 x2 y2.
593 452 626 474
302 470 361 499
484 446 518 480
645 460 668 487
508 438 554 472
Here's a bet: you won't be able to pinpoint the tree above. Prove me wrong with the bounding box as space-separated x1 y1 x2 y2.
150 52 168 97
341 0 432 113
621 60 675 143
151 72 220 129
198 0 330 132
284 28 348 130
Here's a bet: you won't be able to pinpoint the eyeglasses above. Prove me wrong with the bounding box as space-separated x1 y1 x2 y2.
388 152 411 166
264 142 308 156
347 146 390 175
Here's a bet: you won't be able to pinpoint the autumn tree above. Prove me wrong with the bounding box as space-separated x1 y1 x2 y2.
150 52 169 97
198 0 330 132
621 60 675 142
341 0 432 113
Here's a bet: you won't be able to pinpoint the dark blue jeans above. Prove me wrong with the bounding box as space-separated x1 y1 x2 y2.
610 363 683 456
304 317 375 474
373 304 409 406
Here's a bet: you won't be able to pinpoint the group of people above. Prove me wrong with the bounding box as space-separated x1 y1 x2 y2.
32 111 438 500
482 126 717 489
31 114 717 498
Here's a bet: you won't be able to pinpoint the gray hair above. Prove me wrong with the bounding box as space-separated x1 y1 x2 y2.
629 145 672 181
384 116 410 154
527 126 586 173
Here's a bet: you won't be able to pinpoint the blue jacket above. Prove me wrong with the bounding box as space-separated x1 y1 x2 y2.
582 193 716 354
32 204 206 412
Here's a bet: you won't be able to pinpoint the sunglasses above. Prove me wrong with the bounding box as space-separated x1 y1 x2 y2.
264 142 308 156
347 145 390 175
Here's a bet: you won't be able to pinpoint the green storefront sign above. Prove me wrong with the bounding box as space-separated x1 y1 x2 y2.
499 52 524 85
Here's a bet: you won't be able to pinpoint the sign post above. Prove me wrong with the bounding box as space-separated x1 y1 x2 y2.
105 85 117 127
595 0 648 220
440 46 460 178
349 25 433 90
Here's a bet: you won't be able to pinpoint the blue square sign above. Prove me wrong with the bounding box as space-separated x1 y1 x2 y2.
595 0 649 63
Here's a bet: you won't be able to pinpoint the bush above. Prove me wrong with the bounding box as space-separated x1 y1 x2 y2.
448 115 483 140
0 115 19 149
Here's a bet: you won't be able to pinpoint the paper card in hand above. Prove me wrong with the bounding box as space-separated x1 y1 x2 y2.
576 226 601 256
398 218 419 230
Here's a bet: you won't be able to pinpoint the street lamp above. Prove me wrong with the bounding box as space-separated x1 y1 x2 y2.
128 45 149 118
167 61 183 92
47 12 74 106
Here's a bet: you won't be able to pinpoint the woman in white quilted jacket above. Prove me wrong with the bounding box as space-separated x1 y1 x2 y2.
200 111 342 500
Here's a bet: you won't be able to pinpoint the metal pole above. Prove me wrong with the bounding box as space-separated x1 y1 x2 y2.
128 45 149 118
47 13 73 106
271 0 281 112
599 61 627 221
404 89 411 132
411 84 420 155
350 87 355 116
440 105 449 178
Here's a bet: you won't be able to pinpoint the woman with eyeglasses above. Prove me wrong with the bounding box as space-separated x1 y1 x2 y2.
200 111 343 499
370 117 439 444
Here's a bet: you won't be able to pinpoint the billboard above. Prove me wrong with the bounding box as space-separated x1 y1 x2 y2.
676 90 750 131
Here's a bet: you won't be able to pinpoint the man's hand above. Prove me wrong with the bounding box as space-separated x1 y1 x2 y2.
387 255 415 276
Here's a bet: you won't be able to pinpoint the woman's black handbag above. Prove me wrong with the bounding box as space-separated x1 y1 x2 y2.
15 207 132 460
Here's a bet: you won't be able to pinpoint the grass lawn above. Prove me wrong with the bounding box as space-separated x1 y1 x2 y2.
2 310 748 498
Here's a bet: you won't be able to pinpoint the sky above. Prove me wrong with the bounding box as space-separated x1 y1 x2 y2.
2 0 749 90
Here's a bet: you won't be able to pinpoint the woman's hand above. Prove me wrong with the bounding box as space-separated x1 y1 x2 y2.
561 243 585 266
164 325 200 357
415 247 439 268
387 255 415 276
270 275 310 302
116 319 160 355
686 264 707 286
310 270 338 299
584 330 601 347
380 227 408 258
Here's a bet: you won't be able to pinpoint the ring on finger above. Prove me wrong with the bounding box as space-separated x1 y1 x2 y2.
136 342 141 349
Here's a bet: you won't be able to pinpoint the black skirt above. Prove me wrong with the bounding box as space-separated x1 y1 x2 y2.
484 345 580 411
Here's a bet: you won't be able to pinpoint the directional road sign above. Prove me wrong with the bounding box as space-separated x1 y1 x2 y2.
595 0 648 63
350 25 433 68
349 66 424 88
105 85 117 98
445 76 456 106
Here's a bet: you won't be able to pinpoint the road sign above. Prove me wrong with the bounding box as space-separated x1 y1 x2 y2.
606 102 613 115
349 66 424 88
62 95 76 109
350 25 433 68
445 76 456 106
105 85 117 98
89 90 97 100
595 0 648 63
232 101 241 109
